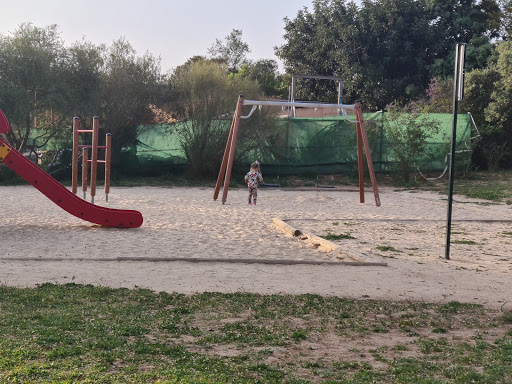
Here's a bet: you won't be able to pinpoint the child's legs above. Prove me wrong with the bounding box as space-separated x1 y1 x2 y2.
248 186 255 202
252 187 258 204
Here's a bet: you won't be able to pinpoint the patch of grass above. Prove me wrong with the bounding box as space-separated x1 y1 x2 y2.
452 239 477 245
376 245 400 252
502 311 512 324
459 185 508 201
0 284 511 383
321 232 356 241
413 170 512 202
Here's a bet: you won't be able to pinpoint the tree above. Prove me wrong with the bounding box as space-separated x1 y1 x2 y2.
425 0 500 77
499 0 512 39
275 0 501 109
171 59 278 178
0 23 68 156
464 40 512 169
0 24 163 170
406 77 454 114
99 38 162 167
227 60 287 98
208 29 250 73
276 0 362 103
61 40 104 122
248 59 288 98
383 103 442 182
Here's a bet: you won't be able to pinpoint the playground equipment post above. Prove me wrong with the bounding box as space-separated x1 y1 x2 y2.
72 116 112 204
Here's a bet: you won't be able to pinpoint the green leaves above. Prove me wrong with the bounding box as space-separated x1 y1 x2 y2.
276 0 500 109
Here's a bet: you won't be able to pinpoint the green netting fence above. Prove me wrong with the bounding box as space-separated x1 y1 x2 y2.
124 113 472 177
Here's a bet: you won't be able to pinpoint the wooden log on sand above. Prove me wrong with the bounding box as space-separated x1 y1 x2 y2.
273 218 302 237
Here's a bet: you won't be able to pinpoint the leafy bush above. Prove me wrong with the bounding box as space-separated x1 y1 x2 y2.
171 59 279 178
384 104 442 182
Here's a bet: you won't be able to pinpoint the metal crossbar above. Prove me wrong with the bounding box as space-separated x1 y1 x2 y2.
243 99 356 110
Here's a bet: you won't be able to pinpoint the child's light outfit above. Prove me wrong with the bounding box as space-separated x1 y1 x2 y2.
244 170 264 204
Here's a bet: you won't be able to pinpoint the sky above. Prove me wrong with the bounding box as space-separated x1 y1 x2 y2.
0 0 365 74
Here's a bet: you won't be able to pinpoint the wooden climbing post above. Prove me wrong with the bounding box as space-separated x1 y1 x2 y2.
72 117 80 194
73 116 112 203
90 117 99 204
105 133 111 202
81 147 88 200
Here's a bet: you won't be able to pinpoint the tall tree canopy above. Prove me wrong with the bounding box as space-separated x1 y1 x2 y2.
0 24 163 167
170 58 278 178
0 24 67 153
208 29 251 73
276 0 501 109
100 38 162 166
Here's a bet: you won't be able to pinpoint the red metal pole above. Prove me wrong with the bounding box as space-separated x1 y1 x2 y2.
90 117 99 204
221 95 244 204
72 117 79 194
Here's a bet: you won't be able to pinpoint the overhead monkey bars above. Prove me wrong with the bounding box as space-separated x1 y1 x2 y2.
213 95 380 206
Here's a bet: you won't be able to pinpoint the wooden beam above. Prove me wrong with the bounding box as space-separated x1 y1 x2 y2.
221 95 244 204
214 113 236 200
72 117 79 195
1 256 387 267
90 117 99 203
272 218 302 237
356 106 365 203
355 101 381 207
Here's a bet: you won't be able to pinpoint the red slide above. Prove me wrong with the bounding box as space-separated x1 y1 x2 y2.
0 110 143 228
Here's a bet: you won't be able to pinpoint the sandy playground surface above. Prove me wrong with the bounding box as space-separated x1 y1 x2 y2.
1 184 511 310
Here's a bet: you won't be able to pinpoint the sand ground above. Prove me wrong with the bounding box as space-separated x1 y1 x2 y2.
1 185 511 310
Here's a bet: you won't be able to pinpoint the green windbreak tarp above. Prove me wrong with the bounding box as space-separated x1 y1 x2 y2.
127 113 472 175
31 113 473 176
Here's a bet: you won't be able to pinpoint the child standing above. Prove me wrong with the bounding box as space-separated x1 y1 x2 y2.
244 161 264 205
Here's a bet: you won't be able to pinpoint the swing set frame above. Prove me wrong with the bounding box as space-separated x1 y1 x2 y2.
213 95 381 206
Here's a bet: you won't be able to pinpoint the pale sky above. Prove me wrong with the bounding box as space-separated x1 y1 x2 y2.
0 0 366 74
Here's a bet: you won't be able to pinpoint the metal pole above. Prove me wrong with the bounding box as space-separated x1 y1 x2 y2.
445 44 464 260
243 100 355 110
291 76 297 117
337 81 343 115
